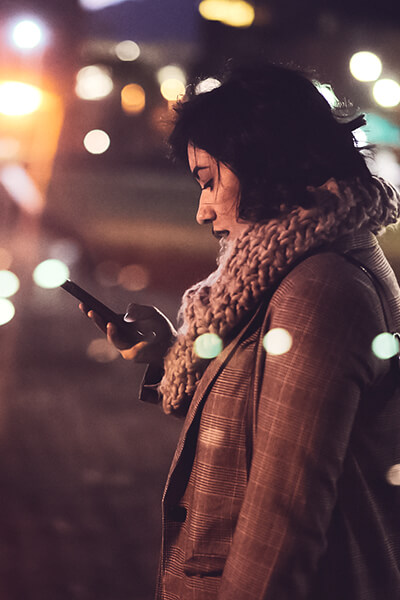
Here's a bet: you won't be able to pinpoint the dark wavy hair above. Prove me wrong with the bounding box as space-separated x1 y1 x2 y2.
168 63 372 222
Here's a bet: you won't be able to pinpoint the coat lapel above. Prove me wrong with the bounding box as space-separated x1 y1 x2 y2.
162 303 266 505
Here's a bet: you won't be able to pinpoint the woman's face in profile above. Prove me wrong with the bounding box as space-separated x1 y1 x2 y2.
187 143 248 241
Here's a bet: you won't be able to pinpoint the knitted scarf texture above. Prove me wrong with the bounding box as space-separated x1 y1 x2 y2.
160 176 400 415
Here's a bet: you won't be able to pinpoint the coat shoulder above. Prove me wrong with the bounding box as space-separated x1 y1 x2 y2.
271 251 372 306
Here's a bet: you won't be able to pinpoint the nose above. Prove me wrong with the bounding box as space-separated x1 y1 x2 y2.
196 201 216 225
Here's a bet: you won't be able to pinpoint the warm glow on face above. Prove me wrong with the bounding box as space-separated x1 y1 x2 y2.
83 129 111 154
0 81 42 116
33 259 70 289
199 0 255 28
121 84 146 114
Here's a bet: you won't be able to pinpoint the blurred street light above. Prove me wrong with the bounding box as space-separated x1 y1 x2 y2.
373 79 400 108
0 271 20 298
75 65 114 100
33 260 70 289
199 0 255 28
349 51 382 82
0 81 43 116
0 299 15 326
115 40 141 62
121 83 146 114
10 18 45 50
83 129 111 154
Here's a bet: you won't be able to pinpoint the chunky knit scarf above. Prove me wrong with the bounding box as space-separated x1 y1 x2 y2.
160 176 400 415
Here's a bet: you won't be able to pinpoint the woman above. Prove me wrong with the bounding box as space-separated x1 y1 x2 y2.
84 63 400 599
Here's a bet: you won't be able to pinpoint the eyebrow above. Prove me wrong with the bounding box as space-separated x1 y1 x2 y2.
192 166 209 180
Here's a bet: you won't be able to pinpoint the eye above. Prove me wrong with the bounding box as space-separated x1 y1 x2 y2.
201 178 213 191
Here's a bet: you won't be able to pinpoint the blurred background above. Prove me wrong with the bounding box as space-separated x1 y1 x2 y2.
0 0 399 598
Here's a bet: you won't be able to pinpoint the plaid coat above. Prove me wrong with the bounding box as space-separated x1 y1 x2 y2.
141 230 400 600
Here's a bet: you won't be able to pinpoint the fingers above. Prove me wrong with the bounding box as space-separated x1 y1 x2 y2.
79 303 108 335
106 322 134 350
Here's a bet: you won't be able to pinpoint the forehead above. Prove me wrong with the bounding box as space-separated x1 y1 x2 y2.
187 144 215 171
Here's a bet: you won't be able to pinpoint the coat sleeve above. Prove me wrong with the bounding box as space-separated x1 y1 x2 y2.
218 254 387 599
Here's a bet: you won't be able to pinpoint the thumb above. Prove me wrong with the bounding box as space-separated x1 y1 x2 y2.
123 303 159 323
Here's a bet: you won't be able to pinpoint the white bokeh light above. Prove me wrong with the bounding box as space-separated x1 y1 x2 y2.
0 298 15 326
83 129 111 154
75 65 114 101
115 40 140 62
263 328 293 356
0 270 20 298
373 79 400 108
157 65 186 86
33 259 70 289
386 464 400 486
11 19 44 49
349 51 382 82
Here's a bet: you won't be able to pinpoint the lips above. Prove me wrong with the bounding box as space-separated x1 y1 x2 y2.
212 229 229 240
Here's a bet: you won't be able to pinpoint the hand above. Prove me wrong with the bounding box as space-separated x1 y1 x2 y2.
79 302 176 365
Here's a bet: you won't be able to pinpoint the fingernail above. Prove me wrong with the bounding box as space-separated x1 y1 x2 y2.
124 314 135 322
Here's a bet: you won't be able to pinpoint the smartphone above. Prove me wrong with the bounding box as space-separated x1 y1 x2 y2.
60 279 144 345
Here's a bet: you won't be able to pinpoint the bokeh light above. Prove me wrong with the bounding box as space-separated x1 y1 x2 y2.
157 65 186 86
115 40 140 61
373 79 400 108
263 328 293 356
0 138 20 160
48 239 82 266
33 259 70 289
87 338 119 363
198 0 255 28
75 65 114 101
118 264 150 291
349 51 382 82
0 298 15 326
121 84 146 114
83 130 110 154
79 0 126 9
0 81 42 116
386 464 400 486
11 19 43 49
0 165 44 214
195 78 221 94
194 333 223 359
0 248 13 270
160 79 186 102
371 332 399 359
0 271 20 298
95 261 120 287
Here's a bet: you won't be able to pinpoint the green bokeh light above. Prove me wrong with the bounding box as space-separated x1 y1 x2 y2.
371 332 399 360
194 333 223 359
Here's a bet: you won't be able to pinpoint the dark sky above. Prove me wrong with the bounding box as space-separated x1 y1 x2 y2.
84 0 199 42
